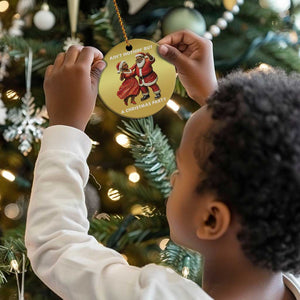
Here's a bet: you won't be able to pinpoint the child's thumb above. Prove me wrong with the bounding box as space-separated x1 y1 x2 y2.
158 44 185 71
91 60 106 89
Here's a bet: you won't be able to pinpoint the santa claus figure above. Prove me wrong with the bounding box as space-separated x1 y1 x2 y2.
131 52 161 101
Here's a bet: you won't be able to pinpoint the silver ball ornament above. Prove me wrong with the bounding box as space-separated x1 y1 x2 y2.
216 18 228 29
209 25 221 37
162 7 206 36
223 11 234 22
231 5 240 14
33 3 56 31
203 32 213 40
259 0 291 13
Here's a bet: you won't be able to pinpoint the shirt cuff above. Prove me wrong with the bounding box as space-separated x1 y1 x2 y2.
40 125 92 160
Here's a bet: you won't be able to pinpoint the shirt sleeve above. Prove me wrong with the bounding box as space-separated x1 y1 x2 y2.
25 125 212 300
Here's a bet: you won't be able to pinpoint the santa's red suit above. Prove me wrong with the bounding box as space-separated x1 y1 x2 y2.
131 53 161 100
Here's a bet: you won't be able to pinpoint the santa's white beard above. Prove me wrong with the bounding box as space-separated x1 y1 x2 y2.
137 58 145 69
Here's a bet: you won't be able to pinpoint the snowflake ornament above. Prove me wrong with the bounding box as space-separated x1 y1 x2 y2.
0 49 10 82
63 36 83 51
0 94 7 125
3 92 48 155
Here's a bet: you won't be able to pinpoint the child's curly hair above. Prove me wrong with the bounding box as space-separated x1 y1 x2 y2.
196 68 300 274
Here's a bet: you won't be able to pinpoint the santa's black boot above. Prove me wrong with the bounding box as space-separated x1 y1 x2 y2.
124 98 128 106
154 92 161 99
141 94 150 101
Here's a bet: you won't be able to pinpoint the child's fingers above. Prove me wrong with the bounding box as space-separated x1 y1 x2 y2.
64 45 84 65
53 52 65 70
158 44 187 72
45 65 54 78
76 47 103 67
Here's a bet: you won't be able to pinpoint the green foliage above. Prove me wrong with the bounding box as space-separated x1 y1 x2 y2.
89 213 168 251
161 240 202 285
120 117 176 199
108 170 164 209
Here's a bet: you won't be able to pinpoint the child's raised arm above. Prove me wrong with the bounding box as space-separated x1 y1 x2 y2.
24 46 212 300
158 30 217 106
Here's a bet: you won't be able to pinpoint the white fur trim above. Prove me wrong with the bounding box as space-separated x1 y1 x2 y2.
117 60 126 73
139 77 158 87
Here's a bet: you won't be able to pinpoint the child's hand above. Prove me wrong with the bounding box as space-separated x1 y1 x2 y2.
44 46 106 131
158 30 217 106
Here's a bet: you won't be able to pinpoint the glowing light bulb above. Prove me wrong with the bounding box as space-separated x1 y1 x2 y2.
128 171 140 183
167 99 180 112
6 89 19 100
1 170 15 182
182 266 190 278
0 1 9 12
4 203 20 219
107 188 121 201
10 259 19 272
130 204 143 215
258 63 272 71
159 238 169 250
115 133 130 148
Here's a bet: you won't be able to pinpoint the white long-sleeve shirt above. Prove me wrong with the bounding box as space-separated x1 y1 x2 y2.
25 125 212 300
25 126 300 300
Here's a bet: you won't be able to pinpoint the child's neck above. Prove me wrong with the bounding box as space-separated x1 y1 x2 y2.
202 253 295 300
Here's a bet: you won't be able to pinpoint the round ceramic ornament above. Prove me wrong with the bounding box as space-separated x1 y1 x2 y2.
99 39 176 119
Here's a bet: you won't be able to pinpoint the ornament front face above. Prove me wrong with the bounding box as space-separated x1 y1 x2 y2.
99 39 176 118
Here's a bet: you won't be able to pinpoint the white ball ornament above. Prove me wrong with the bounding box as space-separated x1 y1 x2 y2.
231 5 240 14
33 3 55 31
217 18 228 29
237 0 244 5
203 32 213 40
209 25 221 37
223 11 234 22
259 0 291 13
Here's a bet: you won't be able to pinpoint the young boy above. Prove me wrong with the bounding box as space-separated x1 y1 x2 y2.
25 31 300 299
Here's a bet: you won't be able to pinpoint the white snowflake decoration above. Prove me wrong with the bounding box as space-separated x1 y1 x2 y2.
3 92 48 155
0 50 10 82
0 94 7 125
63 36 83 51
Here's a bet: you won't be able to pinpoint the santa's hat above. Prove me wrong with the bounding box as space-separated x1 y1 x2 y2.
116 60 126 73
135 52 146 58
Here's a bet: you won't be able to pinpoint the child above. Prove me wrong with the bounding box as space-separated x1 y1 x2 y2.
116 60 139 106
25 32 300 299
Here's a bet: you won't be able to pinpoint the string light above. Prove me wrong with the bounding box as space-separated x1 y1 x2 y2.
159 238 169 250
258 63 272 71
115 133 130 148
167 99 180 112
182 266 190 278
182 256 191 278
1 169 16 182
130 204 143 215
107 188 121 201
128 171 140 183
4 203 21 220
90 139 100 146
10 259 19 272
0 1 9 13
6 89 19 100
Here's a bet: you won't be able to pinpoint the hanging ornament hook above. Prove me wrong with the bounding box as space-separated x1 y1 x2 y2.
113 0 132 50
67 0 80 39
25 48 32 95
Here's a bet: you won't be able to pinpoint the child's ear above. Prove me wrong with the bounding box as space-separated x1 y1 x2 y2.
196 201 231 240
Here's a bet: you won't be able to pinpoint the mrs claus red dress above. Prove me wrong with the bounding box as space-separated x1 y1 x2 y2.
117 70 140 99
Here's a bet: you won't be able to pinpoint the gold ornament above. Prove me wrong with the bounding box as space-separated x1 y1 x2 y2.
223 0 237 10
99 39 176 119
67 0 80 38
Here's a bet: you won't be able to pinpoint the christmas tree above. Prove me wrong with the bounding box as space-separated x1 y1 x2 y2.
0 0 299 298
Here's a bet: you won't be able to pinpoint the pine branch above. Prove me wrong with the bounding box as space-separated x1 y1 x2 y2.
161 240 202 285
108 170 164 209
120 117 176 199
